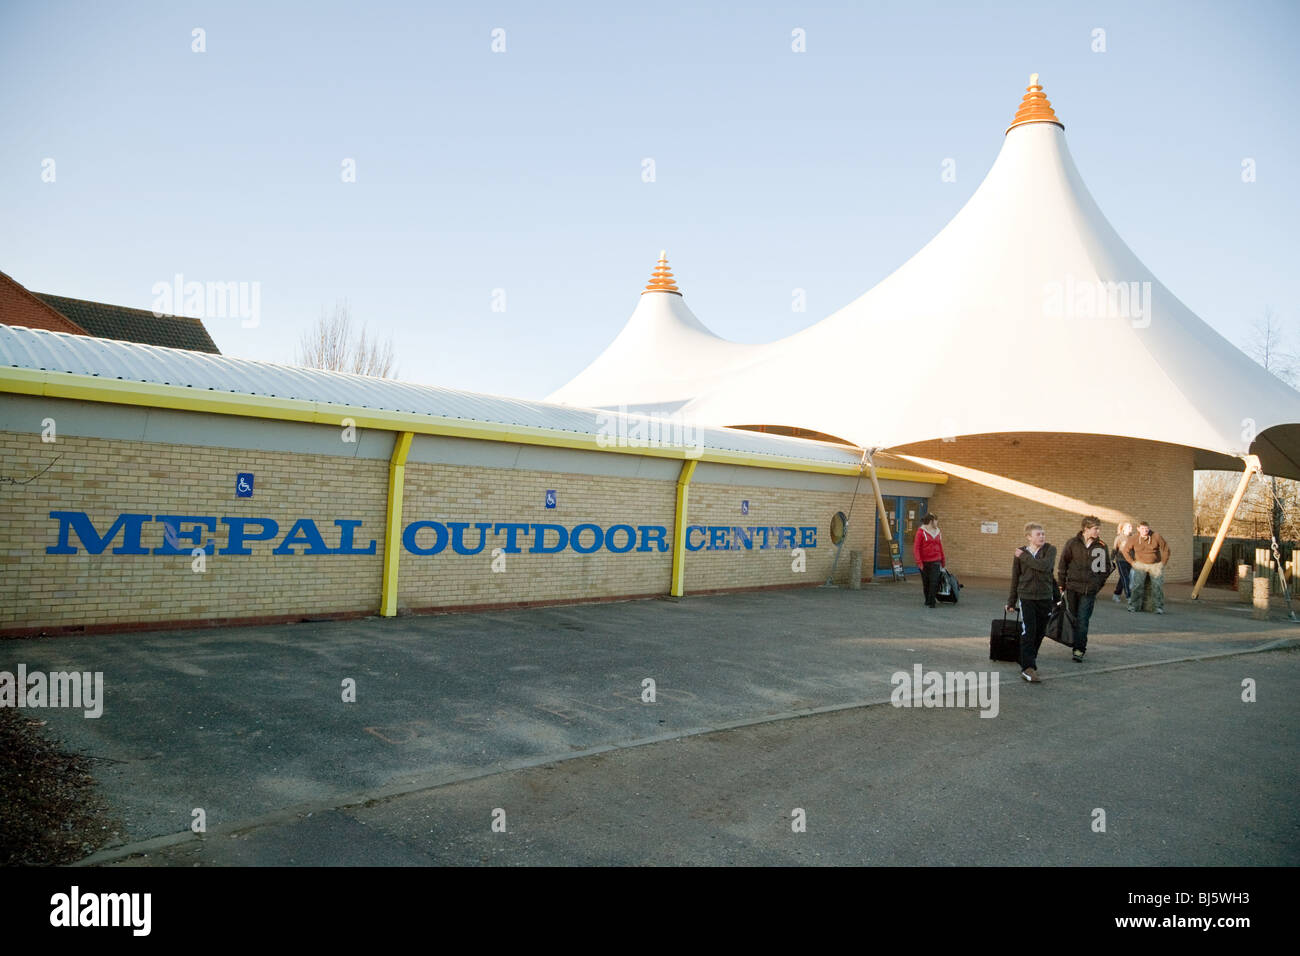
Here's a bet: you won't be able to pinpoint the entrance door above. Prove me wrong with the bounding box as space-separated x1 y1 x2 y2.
874 497 899 573
875 496 929 576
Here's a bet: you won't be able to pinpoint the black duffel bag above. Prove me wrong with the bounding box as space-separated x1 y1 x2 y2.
1045 598 1076 647
936 568 961 604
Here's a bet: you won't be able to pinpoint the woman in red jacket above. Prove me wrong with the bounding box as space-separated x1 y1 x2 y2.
913 514 946 608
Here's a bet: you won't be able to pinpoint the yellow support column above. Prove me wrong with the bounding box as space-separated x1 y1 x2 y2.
670 459 698 597
380 431 414 616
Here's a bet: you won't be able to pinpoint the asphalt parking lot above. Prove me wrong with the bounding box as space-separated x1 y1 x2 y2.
3 577 1297 865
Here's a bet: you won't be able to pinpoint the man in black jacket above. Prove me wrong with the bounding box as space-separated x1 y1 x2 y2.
1057 516 1115 663
1006 522 1059 683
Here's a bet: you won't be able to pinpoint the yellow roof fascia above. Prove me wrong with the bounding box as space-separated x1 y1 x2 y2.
0 367 946 483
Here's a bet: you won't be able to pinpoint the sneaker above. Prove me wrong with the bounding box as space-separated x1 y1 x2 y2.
1127 606 1135 612
1155 607 1164 615
1021 667 1041 683
1112 594 1122 603
1072 648 1084 662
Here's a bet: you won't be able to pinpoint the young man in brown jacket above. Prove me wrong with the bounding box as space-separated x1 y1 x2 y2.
1122 521 1172 614
1006 522 1059 683
1057 516 1114 662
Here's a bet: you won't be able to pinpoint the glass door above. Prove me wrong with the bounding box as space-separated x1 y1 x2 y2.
875 496 929 576
901 498 928 570
874 496 899 572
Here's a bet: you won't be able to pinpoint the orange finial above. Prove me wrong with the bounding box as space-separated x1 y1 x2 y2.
641 250 682 295
1006 73 1064 134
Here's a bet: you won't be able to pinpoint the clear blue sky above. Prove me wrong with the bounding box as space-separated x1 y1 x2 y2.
2 0 1297 398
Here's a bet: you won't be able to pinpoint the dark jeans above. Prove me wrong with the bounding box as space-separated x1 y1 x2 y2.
1114 559 1132 597
1019 598 1051 670
920 561 943 607
1065 590 1097 652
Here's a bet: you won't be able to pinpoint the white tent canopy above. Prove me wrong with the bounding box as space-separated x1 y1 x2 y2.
548 252 765 415
549 77 1300 479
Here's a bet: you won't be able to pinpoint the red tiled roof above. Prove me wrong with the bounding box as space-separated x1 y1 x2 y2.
0 270 89 335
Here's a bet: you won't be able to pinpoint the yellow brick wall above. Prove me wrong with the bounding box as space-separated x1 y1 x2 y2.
685 483 875 591
1 430 882 631
4 425 1193 631
1 431 388 630
890 433 1195 583
396 464 677 608
395 468 876 607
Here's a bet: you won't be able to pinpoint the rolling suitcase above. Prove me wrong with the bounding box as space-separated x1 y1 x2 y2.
989 608 1021 662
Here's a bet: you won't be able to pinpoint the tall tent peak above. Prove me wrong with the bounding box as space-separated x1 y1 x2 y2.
642 250 682 295
1006 73 1064 134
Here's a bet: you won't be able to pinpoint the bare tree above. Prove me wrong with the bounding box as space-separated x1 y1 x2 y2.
1237 307 1299 549
1242 306 1297 386
297 301 397 378
1194 471 1242 536
1195 470 1299 542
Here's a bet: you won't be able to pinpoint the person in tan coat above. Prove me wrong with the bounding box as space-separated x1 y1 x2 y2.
1121 521 1171 614
1112 520 1135 604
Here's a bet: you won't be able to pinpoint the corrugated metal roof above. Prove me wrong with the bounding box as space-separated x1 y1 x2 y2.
0 325 866 466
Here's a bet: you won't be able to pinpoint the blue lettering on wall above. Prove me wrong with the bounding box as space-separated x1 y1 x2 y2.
449 521 494 556
153 515 216 555
220 517 279 555
604 525 636 554
528 524 569 554
493 522 531 554
404 520 448 556
637 526 669 553
686 526 707 552
44 512 820 559
570 523 604 554
273 519 335 555
46 511 151 556
334 519 378 555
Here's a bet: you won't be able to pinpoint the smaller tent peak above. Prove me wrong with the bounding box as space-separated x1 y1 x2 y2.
641 250 682 295
1006 72 1064 134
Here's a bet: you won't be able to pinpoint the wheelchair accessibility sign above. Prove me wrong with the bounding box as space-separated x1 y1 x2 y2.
236 473 254 498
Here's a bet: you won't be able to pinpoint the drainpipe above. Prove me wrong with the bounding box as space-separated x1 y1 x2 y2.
670 459 698 597
380 431 414 616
